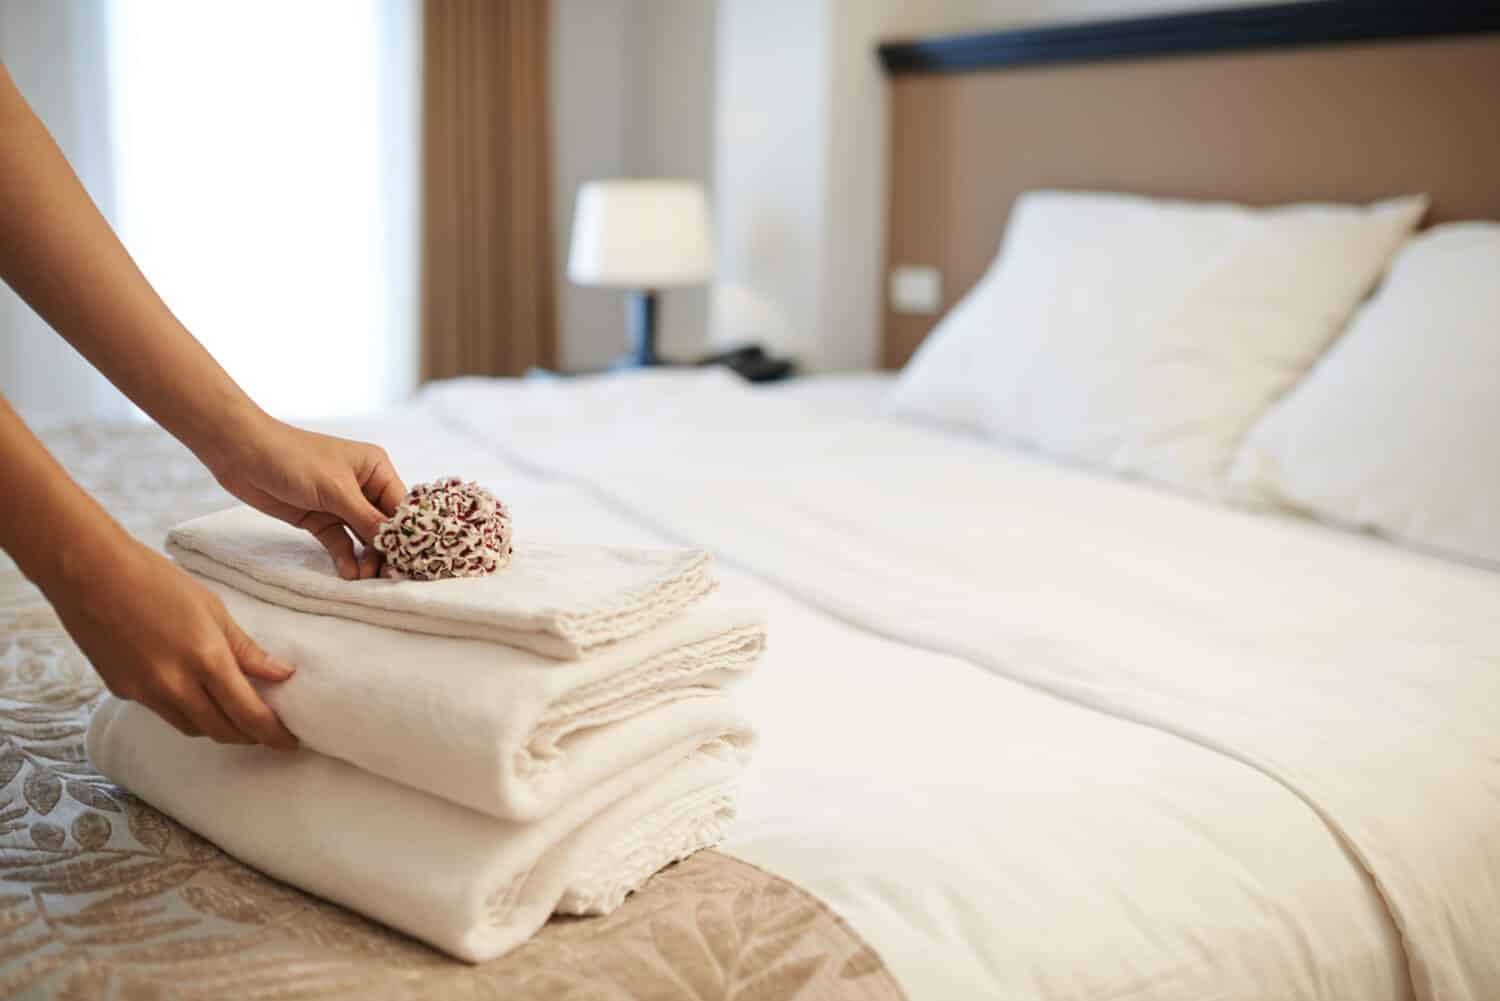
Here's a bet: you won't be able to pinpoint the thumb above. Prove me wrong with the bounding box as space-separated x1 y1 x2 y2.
332 483 389 546
224 618 296 683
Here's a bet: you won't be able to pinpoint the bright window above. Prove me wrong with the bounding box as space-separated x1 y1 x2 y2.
107 0 417 420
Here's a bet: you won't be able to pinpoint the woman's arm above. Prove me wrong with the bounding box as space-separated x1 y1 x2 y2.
0 395 298 748
0 63 404 578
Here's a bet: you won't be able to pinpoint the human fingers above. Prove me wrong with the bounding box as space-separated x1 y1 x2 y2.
139 696 202 739
204 662 298 750
300 511 360 580
361 448 408 517
174 681 253 746
220 612 297 684
342 445 408 575
356 541 383 580
329 480 389 548
214 618 299 748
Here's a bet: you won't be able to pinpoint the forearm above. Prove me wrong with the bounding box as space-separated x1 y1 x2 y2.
0 395 133 594
0 64 263 460
0 395 299 748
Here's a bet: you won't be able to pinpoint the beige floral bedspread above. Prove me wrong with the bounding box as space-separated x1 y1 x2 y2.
0 424 904 1001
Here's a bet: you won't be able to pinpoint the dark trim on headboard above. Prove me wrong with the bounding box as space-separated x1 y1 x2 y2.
877 1 1500 75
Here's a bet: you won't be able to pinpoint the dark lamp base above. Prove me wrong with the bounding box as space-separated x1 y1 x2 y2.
613 288 660 369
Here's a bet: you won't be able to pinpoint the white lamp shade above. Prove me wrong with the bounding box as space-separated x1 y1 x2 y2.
568 180 714 288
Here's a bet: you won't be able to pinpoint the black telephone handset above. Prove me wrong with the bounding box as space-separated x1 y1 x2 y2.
697 344 796 383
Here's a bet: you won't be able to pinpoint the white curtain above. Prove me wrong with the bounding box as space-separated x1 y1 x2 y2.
0 0 134 424
107 0 420 420
0 0 419 424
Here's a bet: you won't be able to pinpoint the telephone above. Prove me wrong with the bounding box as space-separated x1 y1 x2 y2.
696 344 796 383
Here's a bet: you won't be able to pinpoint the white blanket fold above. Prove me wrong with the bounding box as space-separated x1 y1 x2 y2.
169 506 716 659
196 575 763 820
87 698 750 963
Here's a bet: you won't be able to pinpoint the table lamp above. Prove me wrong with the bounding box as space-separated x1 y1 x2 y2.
567 180 714 367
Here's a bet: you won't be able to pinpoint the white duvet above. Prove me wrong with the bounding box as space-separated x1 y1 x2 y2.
324 370 1499 1001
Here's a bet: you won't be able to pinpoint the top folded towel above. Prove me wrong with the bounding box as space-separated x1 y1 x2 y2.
167 507 716 659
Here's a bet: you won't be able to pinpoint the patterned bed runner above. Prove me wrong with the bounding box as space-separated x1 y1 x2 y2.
0 424 903 1001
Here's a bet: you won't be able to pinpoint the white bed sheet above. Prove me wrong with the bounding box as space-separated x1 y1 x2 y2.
312 371 1450 1001
416 370 1500 1001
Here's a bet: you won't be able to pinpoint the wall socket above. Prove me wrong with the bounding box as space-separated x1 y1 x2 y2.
889 266 942 314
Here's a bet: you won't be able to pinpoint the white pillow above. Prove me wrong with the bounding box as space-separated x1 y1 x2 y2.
888 189 1427 496
1231 222 1500 567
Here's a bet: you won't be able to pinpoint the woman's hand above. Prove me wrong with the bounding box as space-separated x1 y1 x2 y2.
204 418 408 580
49 535 300 749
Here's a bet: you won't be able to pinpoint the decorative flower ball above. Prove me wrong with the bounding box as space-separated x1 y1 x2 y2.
373 477 513 580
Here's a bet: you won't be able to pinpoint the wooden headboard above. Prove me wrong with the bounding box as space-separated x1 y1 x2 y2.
878 2 1500 368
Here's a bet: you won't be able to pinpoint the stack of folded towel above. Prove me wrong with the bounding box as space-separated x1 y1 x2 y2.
86 506 764 962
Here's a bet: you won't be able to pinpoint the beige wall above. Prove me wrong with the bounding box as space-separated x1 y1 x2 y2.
712 0 832 365
551 0 632 372
712 0 984 371
550 0 717 371
629 0 717 362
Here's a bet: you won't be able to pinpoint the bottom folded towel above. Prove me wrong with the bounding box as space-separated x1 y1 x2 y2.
86 697 752 962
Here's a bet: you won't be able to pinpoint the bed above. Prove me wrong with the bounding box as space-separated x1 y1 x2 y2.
4 4 1500 1000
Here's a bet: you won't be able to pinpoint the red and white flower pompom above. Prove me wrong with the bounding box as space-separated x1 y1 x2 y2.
373 477 513 580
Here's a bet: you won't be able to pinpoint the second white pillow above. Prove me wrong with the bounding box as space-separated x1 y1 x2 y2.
1231 222 1500 567
889 189 1427 497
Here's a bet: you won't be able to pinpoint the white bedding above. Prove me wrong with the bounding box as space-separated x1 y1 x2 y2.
317 369 1496 1000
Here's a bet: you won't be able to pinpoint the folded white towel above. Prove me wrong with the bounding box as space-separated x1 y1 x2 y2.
195 576 763 820
169 507 716 659
87 697 750 963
